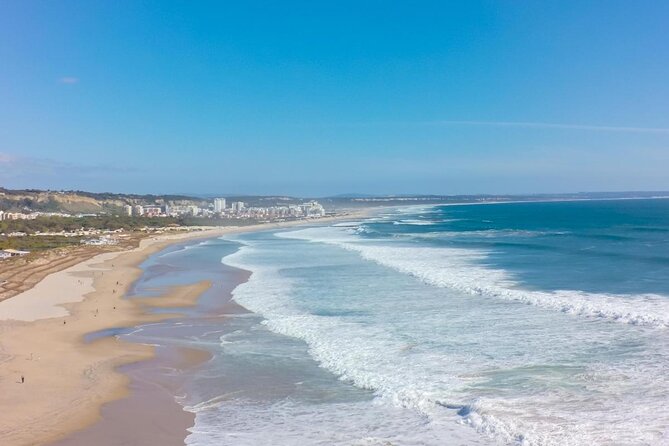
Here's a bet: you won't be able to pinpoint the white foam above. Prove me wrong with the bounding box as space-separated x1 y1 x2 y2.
278 227 669 328
222 246 466 408
332 221 366 227
185 399 489 446
218 232 669 446
393 219 437 225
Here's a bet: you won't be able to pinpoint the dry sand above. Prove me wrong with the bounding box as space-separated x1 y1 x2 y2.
0 213 366 446
0 232 214 445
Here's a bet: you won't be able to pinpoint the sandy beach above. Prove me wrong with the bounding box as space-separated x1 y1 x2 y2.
0 214 365 446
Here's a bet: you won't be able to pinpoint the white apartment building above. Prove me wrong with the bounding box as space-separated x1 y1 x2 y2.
300 201 326 217
231 201 245 212
214 198 226 213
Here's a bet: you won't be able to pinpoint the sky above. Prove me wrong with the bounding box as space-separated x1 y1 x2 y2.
1 1 669 197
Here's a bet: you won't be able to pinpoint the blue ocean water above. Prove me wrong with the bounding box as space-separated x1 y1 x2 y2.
214 199 669 445
124 199 669 445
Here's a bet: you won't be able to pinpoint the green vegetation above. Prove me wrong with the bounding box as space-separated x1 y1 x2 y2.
0 215 260 251
0 235 82 251
0 215 259 236
0 187 208 214
71 190 198 201
0 196 39 212
0 216 182 234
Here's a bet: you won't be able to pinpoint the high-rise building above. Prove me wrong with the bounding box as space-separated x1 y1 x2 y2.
123 205 133 216
299 201 325 217
132 205 144 217
214 198 226 213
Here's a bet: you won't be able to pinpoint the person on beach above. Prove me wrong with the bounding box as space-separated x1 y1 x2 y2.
21 375 24 384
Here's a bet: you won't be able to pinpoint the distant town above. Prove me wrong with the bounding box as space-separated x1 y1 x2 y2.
3 187 668 257
120 198 326 220
0 191 329 257
0 198 326 222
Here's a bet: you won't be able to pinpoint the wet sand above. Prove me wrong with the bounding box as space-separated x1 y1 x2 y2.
53 269 251 446
0 212 367 446
0 227 256 445
52 346 212 446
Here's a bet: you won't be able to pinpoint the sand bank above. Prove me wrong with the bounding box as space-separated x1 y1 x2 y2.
0 213 366 445
0 226 251 445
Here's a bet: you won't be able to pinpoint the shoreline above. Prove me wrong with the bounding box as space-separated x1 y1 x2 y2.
0 213 367 446
53 267 251 446
51 345 215 446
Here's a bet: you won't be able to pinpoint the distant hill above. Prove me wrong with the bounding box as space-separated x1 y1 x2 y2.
0 188 206 214
1 187 668 214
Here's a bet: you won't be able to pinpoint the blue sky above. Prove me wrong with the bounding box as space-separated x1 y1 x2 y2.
1 1 669 196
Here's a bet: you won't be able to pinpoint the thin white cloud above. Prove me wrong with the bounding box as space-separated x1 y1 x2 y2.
0 152 14 163
315 120 669 134
0 152 136 177
58 77 79 84
427 120 669 134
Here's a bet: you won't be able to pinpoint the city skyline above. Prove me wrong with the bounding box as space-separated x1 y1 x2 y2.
2 1 669 195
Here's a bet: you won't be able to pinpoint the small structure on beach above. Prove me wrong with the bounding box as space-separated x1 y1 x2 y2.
80 236 118 246
0 249 31 259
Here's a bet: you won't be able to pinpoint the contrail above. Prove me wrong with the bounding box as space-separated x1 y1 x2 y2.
427 120 669 134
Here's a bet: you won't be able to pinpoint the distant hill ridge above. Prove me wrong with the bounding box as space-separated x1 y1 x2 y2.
1 187 668 214
0 188 205 214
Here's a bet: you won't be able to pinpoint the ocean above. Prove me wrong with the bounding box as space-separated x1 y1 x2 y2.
124 199 669 445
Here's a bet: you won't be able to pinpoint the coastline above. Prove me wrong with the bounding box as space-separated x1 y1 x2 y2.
53 268 251 446
0 213 367 446
51 345 215 446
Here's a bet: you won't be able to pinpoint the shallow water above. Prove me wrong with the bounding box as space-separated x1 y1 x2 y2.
124 199 669 445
